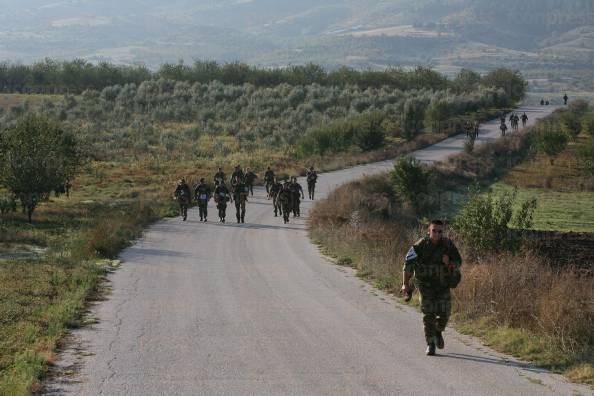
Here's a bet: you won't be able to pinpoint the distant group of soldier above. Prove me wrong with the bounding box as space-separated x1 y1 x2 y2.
499 112 528 136
464 120 480 140
173 165 318 224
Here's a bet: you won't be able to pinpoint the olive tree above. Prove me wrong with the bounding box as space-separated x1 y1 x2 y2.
0 115 81 222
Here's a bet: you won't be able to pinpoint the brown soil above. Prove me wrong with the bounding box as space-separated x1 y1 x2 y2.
525 231 594 270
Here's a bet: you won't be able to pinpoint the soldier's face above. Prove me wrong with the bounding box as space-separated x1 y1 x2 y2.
429 224 443 243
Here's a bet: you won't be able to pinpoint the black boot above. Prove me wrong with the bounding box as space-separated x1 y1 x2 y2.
426 343 436 356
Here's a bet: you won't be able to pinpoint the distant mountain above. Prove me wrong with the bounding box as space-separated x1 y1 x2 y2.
0 0 592 92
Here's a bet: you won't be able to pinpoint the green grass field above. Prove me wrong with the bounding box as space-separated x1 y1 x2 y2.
489 182 594 232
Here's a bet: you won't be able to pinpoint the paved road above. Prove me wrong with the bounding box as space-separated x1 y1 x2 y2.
45 106 590 395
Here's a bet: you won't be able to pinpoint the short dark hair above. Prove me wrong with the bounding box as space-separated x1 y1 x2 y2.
429 219 443 226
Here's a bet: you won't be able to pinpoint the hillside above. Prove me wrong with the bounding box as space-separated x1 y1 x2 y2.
0 0 593 95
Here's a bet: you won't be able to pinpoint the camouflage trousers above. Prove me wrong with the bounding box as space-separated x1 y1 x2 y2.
418 286 451 344
281 201 292 223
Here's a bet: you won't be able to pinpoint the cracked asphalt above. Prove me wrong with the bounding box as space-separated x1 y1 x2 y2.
42 106 591 395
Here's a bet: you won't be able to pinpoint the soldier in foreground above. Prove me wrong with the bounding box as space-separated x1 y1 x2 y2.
290 177 304 217
173 178 191 221
401 220 462 356
306 166 318 200
194 178 212 222
213 179 230 223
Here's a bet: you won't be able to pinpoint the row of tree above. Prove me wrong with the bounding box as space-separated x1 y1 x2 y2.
0 58 526 100
4 79 512 158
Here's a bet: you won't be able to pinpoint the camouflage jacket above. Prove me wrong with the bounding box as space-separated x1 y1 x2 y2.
403 236 462 289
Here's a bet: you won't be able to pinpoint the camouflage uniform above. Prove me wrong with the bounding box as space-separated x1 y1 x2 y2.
278 184 292 224
245 171 257 196
264 169 275 196
289 180 304 217
194 183 212 221
269 181 283 217
233 180 249 223
213 184 230 222
174 181 191 221
306 170 317 200
404 236 462 345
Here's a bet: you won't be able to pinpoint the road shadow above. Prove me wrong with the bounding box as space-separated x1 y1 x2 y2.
204 220 306 232
438 352 549 374
124 247 194 258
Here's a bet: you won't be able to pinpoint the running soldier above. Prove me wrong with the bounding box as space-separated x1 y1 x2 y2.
290 177 304 217
194 178 212 222
269 177 283 217
306 167 318 200
277 182 293 224
232 175 249 223
264 167 275 198
401 220 462 356
173 178 191 221
563 93 568 105
213 179 230 223
245 168 258 196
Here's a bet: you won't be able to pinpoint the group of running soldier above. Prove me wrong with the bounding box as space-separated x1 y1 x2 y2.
173 166 318 224
499 112 528 136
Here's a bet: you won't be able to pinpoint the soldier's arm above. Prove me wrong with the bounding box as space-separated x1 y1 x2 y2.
401 246 418 292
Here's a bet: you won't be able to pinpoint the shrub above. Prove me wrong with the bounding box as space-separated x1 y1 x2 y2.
558 110 582 139
391 157 434 215
352 112 386 151
535 125 568 165
453 186 536 255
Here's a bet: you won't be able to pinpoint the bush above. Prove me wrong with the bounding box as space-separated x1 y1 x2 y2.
558 110 582 139
535 125 568 165
352 112 386 151
391 157 434 215
453 186 536 255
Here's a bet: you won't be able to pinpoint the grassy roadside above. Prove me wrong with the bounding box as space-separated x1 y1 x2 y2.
0 102 510 394
308 175 593 386
307 109 594 386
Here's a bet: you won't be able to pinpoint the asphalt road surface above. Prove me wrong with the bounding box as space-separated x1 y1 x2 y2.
45 106 590 395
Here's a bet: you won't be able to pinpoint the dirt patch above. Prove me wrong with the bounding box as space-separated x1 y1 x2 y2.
524 231 594 270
